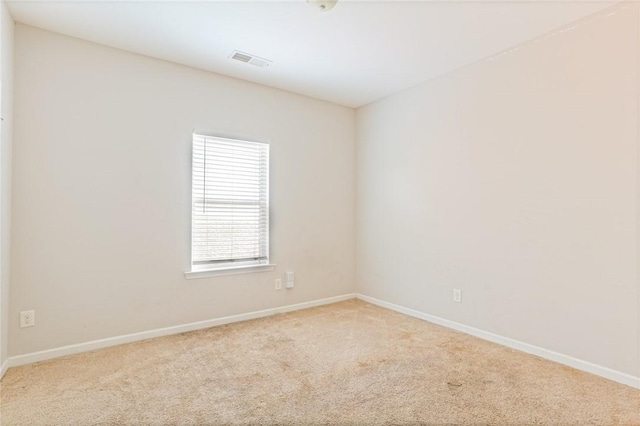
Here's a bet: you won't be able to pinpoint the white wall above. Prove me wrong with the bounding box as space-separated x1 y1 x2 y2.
0 1 14 372
11 25 356 356
356 3 639 377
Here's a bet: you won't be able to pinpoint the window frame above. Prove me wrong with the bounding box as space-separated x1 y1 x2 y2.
186 131 274 279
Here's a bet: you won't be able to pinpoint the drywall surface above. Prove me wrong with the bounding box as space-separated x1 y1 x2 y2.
356 3 639 377
11 25 356 356
0 1 14 371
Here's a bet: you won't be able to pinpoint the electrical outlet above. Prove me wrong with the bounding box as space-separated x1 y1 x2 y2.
286 271 294 289
20 310 35 328
453 289 462 303
275 278 282 290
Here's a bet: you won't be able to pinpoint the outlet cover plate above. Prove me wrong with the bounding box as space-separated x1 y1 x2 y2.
20 310 35 328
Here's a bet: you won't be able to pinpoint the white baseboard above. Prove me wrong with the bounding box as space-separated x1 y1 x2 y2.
8 292 638 390
7 293 356 369
0 358 8 380
356 293 640 390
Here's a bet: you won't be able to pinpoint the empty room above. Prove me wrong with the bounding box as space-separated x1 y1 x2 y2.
0 0 639 424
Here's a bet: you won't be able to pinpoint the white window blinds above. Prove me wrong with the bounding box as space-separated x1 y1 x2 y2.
191 133 269 269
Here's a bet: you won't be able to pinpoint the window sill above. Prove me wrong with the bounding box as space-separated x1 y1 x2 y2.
185 264 276 280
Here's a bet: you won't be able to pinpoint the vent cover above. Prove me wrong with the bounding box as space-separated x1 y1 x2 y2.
229 50 272 68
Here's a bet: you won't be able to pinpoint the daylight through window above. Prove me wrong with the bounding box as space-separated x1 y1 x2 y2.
191 133 269 270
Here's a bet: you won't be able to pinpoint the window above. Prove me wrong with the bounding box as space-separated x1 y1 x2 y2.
189 132 271 277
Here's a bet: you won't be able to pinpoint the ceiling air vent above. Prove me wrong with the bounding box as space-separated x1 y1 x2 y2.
229 50 272 68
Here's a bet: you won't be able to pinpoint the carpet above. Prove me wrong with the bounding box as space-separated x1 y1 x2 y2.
1 299 639 424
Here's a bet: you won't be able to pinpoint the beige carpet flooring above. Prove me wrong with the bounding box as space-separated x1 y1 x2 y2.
1 299 639 425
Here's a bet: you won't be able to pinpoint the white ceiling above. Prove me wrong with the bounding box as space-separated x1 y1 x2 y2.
7 0 615 108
